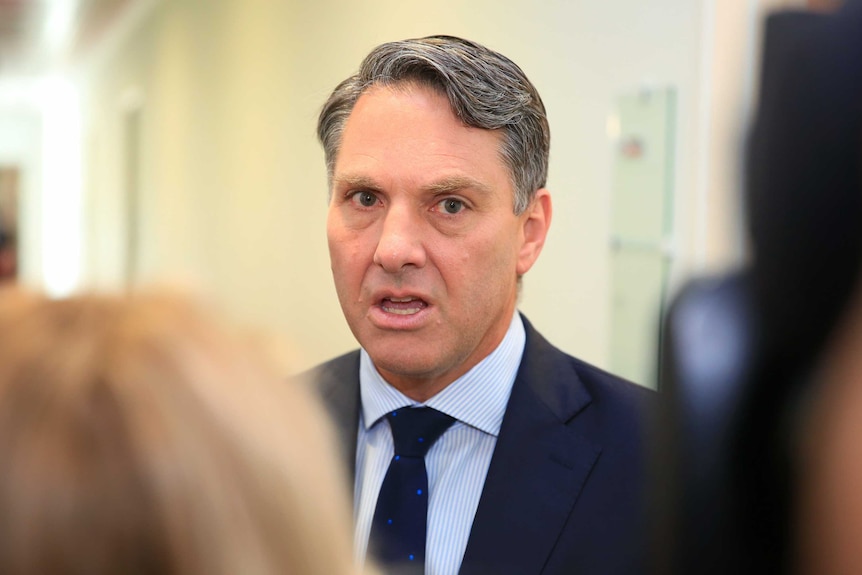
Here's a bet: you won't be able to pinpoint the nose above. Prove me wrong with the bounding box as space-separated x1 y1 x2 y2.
372 204 427 273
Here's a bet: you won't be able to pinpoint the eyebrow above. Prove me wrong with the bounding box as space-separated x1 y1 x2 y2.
332 175 381 191
423 176 493 195
333 174 494 195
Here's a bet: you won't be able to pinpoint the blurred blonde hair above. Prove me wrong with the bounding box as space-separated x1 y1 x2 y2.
0 288 366 575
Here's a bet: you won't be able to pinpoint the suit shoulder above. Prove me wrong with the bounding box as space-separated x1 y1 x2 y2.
295 350 360 379
560 352 656 455
567 353 656 406
292 350 360 398
519 316 654 413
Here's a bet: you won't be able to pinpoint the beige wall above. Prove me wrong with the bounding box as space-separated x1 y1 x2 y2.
74 0 775 374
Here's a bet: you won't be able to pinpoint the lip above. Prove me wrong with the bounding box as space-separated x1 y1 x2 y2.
367 290 433 330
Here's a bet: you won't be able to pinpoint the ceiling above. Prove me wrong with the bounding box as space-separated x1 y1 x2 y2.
0 0 132 78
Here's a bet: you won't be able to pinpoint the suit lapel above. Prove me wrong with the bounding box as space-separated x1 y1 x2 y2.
460 318 601 575
312 351 362 486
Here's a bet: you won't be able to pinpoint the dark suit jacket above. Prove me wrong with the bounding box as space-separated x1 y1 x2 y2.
303 315 655 575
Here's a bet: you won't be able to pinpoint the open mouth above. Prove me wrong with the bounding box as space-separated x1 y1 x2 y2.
380 296 428 315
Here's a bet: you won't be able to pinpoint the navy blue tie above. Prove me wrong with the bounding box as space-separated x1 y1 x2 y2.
369 407 455 574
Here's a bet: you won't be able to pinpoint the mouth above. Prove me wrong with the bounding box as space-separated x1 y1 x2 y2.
379 296 429 316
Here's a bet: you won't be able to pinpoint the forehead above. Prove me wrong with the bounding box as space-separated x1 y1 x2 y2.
335 84 510 187
345 82 477 140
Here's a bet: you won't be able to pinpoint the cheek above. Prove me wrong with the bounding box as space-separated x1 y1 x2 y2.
329 241 363 284
329 249 364 311
328 215 367 262
328 227 379 302
327 230 356 283
474 229 520 270
441 235 518 295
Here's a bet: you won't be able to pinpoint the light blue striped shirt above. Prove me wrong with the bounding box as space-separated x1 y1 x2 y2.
354 312 526 575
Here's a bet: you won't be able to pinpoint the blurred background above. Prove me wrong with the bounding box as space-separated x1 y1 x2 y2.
0 0 818 386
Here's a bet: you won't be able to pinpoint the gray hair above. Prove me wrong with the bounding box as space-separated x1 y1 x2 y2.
317 35 550 215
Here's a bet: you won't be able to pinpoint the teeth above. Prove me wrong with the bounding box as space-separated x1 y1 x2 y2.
384 307 420 315
381 296 425 316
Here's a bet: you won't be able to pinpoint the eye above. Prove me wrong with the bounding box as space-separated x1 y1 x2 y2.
437 198 465 214
350 191 379 208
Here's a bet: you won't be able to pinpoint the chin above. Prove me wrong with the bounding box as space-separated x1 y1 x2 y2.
370 350 443 379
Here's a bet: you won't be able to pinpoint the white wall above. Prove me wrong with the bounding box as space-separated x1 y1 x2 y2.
74 0 765 375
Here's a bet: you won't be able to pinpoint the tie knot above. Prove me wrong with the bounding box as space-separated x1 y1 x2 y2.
386 407 455 458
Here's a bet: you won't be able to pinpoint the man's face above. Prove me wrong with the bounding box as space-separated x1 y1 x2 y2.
326 84 549 400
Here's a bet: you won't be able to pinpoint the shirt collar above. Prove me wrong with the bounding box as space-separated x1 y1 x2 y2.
359 312 525 437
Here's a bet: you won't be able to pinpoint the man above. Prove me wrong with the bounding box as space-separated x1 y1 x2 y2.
306 35 653 575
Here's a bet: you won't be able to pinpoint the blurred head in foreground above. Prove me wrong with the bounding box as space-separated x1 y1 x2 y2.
745 3 862 574
658 2 862 574
0 289 364 575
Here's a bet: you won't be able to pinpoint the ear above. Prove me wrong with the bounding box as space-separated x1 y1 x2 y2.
516 188 552 276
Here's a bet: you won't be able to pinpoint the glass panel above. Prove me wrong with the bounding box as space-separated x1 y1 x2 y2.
609 248 669 387
608 87 675 388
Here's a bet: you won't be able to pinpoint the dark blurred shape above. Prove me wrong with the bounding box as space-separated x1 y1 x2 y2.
657 2 862 574
747 4 862 372
0 229 17 282
653 272 758 574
